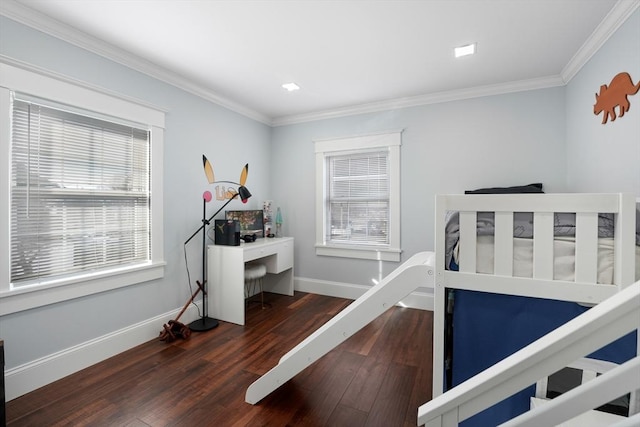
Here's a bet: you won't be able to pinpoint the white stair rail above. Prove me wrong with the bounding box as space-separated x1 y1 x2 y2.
613 412 640 427
500 356 640 427
417 281 640 427
246 251 436 404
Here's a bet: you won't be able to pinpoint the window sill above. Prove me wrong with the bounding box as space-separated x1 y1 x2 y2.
0 261 165 316
315 244 401 262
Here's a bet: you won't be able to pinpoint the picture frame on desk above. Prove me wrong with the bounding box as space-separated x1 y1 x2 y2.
225 209 265 238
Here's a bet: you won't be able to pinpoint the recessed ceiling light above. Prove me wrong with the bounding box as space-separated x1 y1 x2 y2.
282 82 300 92
454 43 476 58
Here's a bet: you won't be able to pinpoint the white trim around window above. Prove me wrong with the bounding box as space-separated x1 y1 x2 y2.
0 60 165 316
314 130 402 262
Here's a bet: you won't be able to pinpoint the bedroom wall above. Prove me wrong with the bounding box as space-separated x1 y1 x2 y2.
566 8 640 195
3 6 635 402
270 87 567 294
0 16 272 398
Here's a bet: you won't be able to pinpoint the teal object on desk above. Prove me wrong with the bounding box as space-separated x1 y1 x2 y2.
275 207 283 237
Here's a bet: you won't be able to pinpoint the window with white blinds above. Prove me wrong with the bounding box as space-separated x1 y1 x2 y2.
10 96 151 285
327 150 389 245
0 62 164 315
315 131 401 261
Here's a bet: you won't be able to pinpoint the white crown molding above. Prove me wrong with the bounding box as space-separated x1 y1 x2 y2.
561 0 640 83
0 0 272 125
272 75 565 126
275 0 639 126
0 54 168 115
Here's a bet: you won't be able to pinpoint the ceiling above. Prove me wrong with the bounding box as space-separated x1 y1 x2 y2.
4 0 638 125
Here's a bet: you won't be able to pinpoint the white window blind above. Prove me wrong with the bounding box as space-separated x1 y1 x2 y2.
10 96 151 285
326 150 389 245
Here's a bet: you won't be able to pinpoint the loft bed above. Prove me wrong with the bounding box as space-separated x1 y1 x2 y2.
433 190 639 426
246 191 638 425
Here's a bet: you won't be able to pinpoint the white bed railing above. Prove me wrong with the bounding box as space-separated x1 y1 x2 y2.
432 193 636 397
438 193 636 299
417 280 640 427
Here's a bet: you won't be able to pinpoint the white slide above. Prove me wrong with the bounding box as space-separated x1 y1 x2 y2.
246 251 436 404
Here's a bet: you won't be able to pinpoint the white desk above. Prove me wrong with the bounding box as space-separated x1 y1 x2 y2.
207 237 294 325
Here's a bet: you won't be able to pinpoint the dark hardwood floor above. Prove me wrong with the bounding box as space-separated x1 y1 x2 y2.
7 291 433 426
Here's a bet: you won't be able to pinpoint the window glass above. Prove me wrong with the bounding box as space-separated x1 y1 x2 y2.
326 150 389 245
10 96 151 285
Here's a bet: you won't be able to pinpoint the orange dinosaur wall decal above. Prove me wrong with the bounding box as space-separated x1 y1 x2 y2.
593 72 639 124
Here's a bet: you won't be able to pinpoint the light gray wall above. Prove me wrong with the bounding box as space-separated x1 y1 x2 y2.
566 8 640 195
0 16 272 368
271 87 567 286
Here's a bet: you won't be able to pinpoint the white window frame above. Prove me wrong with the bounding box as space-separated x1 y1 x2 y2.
0 60 165 316
314 131 401 262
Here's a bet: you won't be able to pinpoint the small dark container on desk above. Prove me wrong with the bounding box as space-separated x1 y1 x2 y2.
214 219 240 246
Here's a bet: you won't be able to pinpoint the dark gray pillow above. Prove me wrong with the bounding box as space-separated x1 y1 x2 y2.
465 183 544 194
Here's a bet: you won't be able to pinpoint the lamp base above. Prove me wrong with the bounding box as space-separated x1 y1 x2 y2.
188 316 219 332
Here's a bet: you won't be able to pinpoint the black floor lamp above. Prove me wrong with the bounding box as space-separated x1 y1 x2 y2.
184 167 252 332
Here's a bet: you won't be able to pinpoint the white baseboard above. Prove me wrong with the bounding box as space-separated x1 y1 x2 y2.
295 277 434 311
5 277 433 402
4 303 201 401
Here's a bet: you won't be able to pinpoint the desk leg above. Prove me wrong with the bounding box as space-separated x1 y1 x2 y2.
208 247 246 326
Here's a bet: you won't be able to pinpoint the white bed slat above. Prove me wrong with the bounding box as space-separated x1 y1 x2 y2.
459 211 477 273
433 197 447 397
444 271 617 305
575 212 598 284
533 212 554 280
494 211 514 276
614 194 635 287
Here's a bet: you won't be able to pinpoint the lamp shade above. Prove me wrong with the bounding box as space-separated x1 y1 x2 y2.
238 186 252 203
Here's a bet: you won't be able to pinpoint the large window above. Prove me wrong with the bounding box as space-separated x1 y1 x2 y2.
315 131 401 261
10 97 151 284
0 61 164 315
